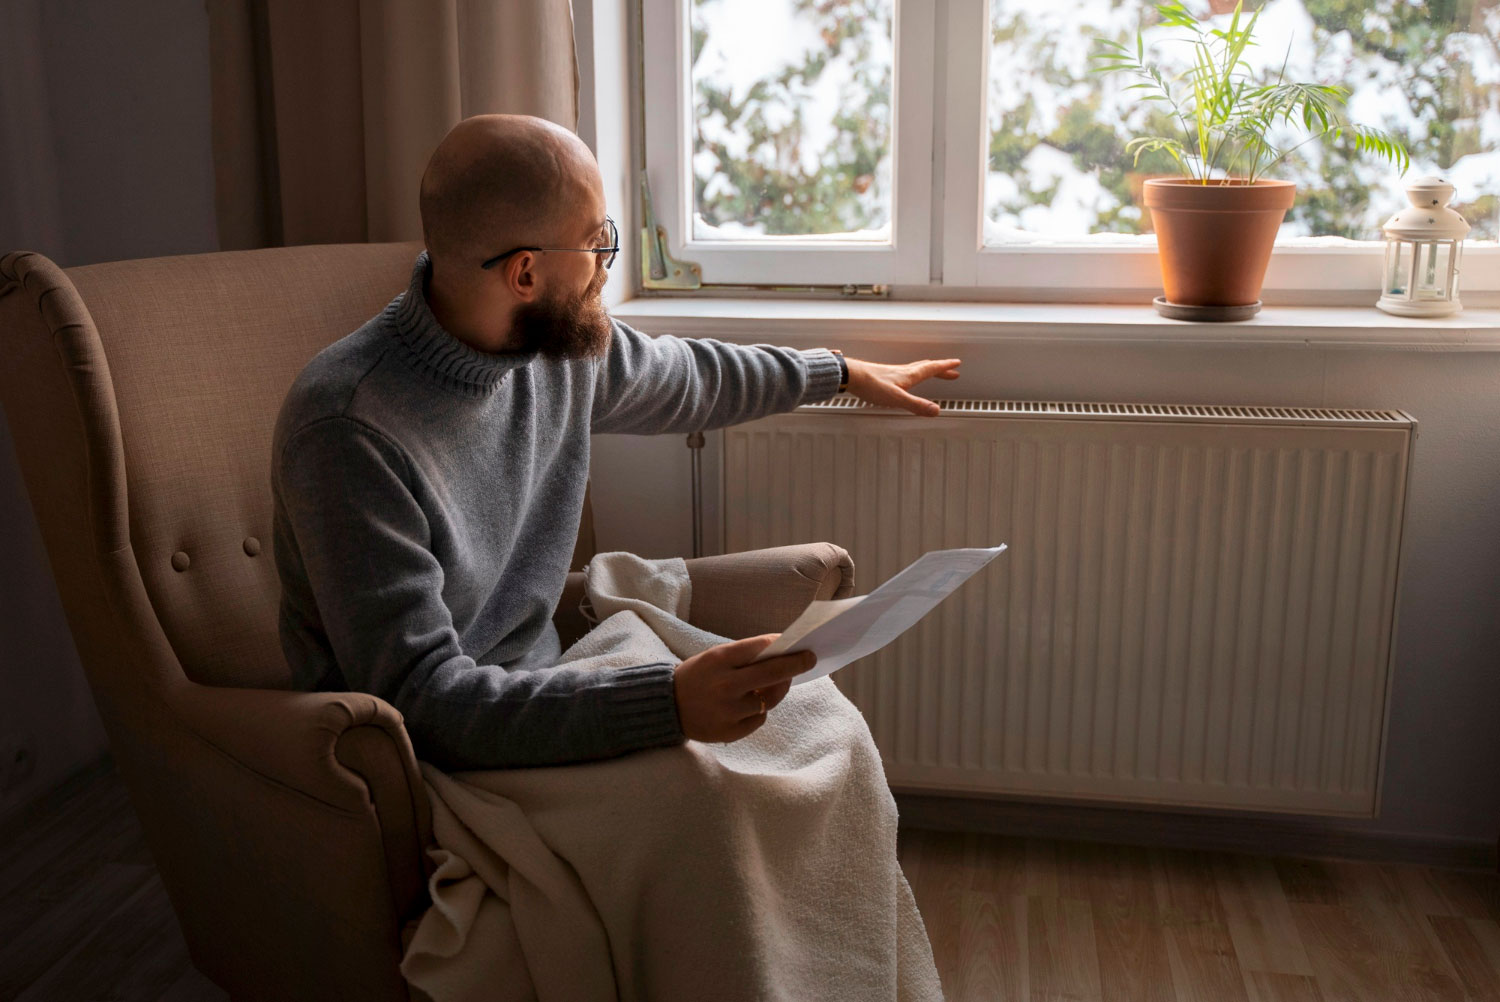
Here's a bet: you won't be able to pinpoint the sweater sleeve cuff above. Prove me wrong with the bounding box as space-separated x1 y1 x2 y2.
605 663 685 748
797 348 844 405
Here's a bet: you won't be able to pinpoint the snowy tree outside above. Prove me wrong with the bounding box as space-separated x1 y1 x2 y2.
688 0 1500 247
690 0 895 240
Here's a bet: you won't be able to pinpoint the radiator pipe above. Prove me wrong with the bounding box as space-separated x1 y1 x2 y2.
687 431 705 558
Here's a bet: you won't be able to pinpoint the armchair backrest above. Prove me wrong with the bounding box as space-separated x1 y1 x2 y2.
0 242 597 694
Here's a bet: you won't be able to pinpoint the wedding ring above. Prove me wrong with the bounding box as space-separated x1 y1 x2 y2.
759 695 767 716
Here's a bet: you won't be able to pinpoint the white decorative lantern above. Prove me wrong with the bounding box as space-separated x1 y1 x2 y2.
1378 175 1469 317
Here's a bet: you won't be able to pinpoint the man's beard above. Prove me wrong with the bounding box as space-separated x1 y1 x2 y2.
510 270 612 360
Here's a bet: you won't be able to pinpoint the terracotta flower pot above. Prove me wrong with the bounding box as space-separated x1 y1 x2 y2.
1143 178 1296 309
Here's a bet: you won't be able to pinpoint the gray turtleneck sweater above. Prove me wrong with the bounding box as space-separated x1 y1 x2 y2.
271 251 842 770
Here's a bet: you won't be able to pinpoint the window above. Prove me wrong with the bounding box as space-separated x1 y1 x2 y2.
642 0 934 284
690 0 894 243
641 0 1500 295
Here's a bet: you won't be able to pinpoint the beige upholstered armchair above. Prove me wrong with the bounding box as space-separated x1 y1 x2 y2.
0 243 855 1002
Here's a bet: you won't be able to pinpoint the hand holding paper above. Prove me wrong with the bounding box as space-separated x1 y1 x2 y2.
756 545 1008 684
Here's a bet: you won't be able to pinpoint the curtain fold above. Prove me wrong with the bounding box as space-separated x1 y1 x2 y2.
208 0 579 249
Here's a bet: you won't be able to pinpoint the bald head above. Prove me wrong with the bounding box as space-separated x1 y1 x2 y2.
419 114 601 275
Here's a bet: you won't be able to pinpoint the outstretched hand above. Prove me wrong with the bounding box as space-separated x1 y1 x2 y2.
845 357 962 416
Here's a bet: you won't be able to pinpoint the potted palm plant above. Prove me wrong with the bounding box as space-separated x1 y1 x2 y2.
1091 0 1411 320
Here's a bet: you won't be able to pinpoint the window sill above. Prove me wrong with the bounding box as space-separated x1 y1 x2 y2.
610 297 1500 352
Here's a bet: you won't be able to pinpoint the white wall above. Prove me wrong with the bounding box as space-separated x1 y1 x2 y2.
0 0 218 823
591 329 1500 849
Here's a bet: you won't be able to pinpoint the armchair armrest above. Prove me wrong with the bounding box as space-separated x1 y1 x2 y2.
166 683 418 813
81 549 428 998
551 542 854 644
162 681 433 919
685 542 855 639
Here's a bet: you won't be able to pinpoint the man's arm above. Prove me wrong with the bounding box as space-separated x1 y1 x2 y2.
274 416 683 771
590 319 843 435
590 320 965 434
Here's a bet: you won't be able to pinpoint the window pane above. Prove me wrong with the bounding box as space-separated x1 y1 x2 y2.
984 0 1500 245
690 0 895 241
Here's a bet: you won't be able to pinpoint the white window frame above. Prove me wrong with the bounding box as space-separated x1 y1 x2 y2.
939 0 1500 296
642 0 1500 297
640 0 935 286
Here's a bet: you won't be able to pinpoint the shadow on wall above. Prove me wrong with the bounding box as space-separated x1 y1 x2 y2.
0 407 109 824
0 0 221 821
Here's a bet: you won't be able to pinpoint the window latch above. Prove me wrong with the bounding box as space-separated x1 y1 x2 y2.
639 173 703 290
837 284 890 298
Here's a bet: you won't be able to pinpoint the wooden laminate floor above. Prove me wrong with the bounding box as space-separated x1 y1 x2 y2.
3 757 1498 1001
899 828 1500 1001
0 758 226 1002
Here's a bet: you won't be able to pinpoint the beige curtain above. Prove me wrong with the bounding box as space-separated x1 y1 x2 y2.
208 0 579 249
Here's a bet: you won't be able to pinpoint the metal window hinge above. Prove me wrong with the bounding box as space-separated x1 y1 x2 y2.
637 172 891 298
640 173 703 290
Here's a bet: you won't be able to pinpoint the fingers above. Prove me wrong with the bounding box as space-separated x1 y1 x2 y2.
854 383 940 417
723 713 769 742
762 679 793 710
739 678 793 719
740 649 816 689
740 688 768 720
678 635 801 745
706 633 779 668
895 387 941 417
729 679 795 737
911 359 961 383
882 360 957 416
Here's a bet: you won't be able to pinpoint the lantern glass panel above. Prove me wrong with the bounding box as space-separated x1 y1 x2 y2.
1386 241 1414 297
1450 241 1464 299
1415 242 1454 300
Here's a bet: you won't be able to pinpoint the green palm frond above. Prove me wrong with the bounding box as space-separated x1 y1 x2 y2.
1088 0 1410 185
1125 135 1190 170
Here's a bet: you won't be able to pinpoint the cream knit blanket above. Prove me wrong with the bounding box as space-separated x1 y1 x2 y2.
400 551 944 1002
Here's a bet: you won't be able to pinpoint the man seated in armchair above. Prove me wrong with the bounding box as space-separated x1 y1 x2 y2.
271 113 960 999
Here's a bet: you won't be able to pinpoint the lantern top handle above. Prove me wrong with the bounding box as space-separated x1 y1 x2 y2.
1384 175 1471 240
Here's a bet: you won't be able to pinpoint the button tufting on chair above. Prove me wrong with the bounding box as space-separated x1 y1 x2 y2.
243 536 261 556
171 550 191 571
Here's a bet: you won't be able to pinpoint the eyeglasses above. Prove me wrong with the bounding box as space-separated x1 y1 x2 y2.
481 215 619 271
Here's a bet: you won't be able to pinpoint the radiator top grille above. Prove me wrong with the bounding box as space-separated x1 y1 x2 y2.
801 395 1413 427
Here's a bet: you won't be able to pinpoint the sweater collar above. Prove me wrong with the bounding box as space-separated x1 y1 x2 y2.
387 250 538 397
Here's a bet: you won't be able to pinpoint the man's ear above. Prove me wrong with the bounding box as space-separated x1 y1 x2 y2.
505 252 541 302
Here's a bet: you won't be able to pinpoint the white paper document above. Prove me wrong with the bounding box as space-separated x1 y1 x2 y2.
757 544 1008 685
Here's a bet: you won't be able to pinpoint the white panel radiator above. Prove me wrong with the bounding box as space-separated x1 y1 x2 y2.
720 398 1415 816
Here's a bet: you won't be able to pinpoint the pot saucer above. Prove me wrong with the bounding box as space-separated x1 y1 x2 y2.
1154 297 1262 322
